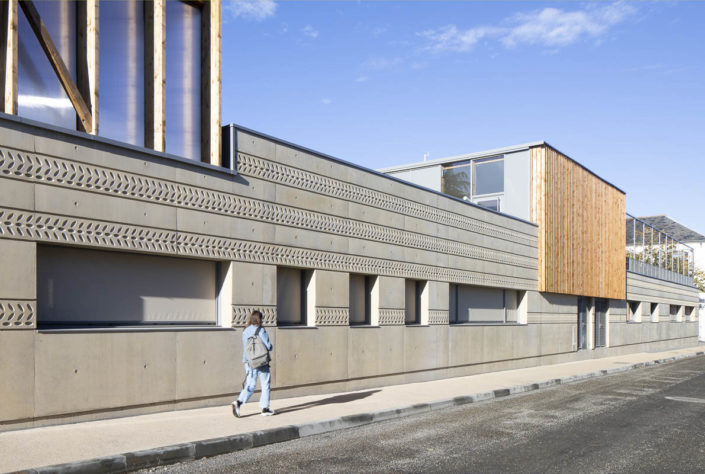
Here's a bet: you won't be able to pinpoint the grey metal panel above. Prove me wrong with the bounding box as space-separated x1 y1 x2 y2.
503 150 531 221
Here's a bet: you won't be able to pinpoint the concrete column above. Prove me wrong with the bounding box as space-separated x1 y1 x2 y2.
313 269 348 326
426 280 449 325
377 276 405 325
231 261 276 327
0 239 36 330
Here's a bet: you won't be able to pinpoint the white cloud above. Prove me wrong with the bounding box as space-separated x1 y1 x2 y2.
355 76 369 83
321 98 332 105
418 3 635 52
225 0 276 21
418 25 499 52
302 25 319 39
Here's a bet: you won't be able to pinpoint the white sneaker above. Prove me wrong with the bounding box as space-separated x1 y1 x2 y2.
232 401 241 418
261 407 276 416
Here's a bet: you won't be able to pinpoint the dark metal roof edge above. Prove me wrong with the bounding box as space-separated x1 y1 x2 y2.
226 123 538 228
0 112 237 177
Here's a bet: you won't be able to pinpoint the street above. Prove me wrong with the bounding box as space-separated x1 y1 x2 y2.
143 356 705 473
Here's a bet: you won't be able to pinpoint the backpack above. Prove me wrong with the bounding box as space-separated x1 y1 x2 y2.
245 327 270 369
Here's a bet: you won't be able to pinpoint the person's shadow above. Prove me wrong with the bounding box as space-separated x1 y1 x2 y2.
274 389 382 415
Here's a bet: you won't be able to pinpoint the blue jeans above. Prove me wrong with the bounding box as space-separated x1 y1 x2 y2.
237 365 271 409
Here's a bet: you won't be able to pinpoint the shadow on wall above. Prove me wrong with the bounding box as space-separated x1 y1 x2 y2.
274 390 382 415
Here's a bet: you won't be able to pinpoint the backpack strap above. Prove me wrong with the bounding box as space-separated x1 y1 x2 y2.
254 326 262 337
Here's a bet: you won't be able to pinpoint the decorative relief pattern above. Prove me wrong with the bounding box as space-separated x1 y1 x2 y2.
0 300 36 329
315 307 349 326
378 309 405 326
237 153 537 247
0 209 536 290
232 305 277 327
0 148 536 269
428 310 449 325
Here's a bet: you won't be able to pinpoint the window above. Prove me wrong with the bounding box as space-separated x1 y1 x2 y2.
99 0 145 146
18 1 78 130
441 156 504 212
685 306 695 321
594 298 608 347
350 274 376 325
627 301 641 323
650 302 659 322
669 305 680 322
450 284 520 324
37 245 216 327
472 157 504 196
276 267 313 326
405 279 425 325
165 0 201 160
577 296 591 349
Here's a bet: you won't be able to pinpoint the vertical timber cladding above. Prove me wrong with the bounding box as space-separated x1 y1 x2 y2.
531 145 626 299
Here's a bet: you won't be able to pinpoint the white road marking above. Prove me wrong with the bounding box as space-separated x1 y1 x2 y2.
664 396 705 404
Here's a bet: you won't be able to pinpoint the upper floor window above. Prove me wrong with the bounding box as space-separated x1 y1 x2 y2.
441 155 504 212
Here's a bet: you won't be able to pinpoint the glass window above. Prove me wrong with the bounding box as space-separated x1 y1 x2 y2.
473 157 504 196
18 1 77 129
166 1 201 160
441 160 471 200
99 0 145 146
475 197 500 212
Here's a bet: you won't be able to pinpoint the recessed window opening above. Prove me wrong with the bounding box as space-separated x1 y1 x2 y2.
405 279 424 325
669 304 680 321
449 284 520 324
627 301 641 322
36 245 217 327
685 306 694 321
594 298 608 347
276 267 313 326
650 302 659 321
350 274 375 325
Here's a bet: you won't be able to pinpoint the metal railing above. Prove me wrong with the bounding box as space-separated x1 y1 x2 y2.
626 214 694 286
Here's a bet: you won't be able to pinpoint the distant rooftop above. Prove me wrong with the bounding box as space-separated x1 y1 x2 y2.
627 215 705 243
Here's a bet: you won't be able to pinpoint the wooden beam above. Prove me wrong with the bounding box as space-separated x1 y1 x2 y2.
19 0 92 132
1 0 18 114
145 0 165 151
77 0 98 134
201 0 221 165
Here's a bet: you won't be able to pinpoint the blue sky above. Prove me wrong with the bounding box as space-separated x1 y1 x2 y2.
221 1 705 234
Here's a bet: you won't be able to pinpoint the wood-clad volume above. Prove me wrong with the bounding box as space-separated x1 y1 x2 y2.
145 0 166 152
201 0 221 166
530 145 626 300
1 0 18 114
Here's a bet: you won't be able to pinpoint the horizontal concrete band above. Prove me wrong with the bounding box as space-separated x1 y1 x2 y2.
27 351 705 474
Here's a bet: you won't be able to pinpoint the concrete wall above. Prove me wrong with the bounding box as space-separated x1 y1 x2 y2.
0 117 699 430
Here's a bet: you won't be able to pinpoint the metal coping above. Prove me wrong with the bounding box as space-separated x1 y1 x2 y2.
380 141 627 196
0 112 237 177
224 123 537 228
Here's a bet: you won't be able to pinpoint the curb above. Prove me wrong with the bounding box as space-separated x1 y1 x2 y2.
24 351 705 474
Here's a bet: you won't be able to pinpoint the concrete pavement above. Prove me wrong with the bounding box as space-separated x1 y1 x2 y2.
2 346 703 473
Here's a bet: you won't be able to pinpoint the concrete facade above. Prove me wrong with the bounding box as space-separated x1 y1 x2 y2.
0 116 699 431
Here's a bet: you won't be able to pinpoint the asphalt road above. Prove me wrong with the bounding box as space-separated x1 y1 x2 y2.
141 356 705 474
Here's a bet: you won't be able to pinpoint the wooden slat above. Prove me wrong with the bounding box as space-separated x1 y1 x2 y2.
145 0 165 151
19 0 92 133
77 0 98 134
530 144 626 300
201 0 221 165
1 0 18 114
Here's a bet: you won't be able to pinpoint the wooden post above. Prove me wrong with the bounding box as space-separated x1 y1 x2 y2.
1 0 18 114
77 0 98 134
145 0 165 151
201 0 221 165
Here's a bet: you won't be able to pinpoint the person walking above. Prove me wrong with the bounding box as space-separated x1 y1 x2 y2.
233 310 276 417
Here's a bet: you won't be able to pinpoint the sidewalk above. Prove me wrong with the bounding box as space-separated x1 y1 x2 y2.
2 346 703 473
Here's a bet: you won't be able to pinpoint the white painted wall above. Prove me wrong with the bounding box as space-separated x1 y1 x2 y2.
387 165 441 192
